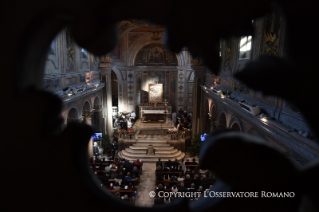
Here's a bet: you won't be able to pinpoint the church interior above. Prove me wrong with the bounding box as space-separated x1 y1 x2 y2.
2 0 319 211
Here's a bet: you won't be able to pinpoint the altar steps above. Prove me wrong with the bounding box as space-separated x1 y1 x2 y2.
125 148 179 154
118 140 185 162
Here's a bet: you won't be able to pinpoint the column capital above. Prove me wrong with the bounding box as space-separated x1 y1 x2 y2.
94 105 102 112
99 63 111 76
82 109 95 118
67 117 83 123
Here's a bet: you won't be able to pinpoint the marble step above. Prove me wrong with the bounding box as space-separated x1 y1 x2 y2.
133 143 170 147
129 146 174 150
121 150 182 158
125 148 178 154
136 139 167 143
118 152 185 162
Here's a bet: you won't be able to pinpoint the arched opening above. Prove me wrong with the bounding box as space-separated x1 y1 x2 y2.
83 101 90 111
94 96 101 106
134 43 178 66
210 104 217 131
82 101 92 125
68 108 78 119
231 123 241 131
218 113 227 129
67 107 79 124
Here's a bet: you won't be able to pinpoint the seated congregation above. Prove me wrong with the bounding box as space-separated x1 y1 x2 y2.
90 157 143 204
153 158 215 205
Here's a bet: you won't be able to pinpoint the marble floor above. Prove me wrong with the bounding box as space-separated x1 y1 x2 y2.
134 163 156 207
126 119 199 206
133 156 203 207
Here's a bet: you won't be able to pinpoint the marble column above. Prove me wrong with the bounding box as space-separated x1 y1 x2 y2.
106 75 113 137
209 113 217 131
83 110 95 159
93 105 103 133
100 62 111 136
191 69 206 133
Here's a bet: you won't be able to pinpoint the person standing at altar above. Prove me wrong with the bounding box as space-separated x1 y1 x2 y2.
111 141 118 160
93 142 99 158
127 119 132 128
130 111 136 122
114 118 120 128
122 119 128 131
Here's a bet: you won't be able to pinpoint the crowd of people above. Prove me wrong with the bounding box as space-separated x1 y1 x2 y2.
91 158 143 204
113 111 136 130
154 158 215 205
177 108 192 131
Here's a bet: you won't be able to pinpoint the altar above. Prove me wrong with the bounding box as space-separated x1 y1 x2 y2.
138 83 172 122
141 110 166 122
139 106 172 122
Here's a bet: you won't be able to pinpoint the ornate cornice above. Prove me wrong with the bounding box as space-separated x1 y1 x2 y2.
148 32 162 40
202 86 318 161
62 83 104 104
118 20 162 34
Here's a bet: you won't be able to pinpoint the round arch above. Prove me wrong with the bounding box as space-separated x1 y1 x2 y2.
218 112 227 129
128 41 184 66
67 107 79 119
66 104 81 119
93 95 101 106
229 116 242 132
110 65 123 81
210 102 217 117
81 99 92 111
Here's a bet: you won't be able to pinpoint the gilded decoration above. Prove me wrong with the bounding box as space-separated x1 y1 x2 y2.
118 20 162 34
262 33 278 56
191 57 203 65
118 21 135 33
148 32 162 40
128 33 143 46
134 43 177 66
192 59 199 65
260 9 281 57
148 83 163 103
100 56 111 63
82 110 95 118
